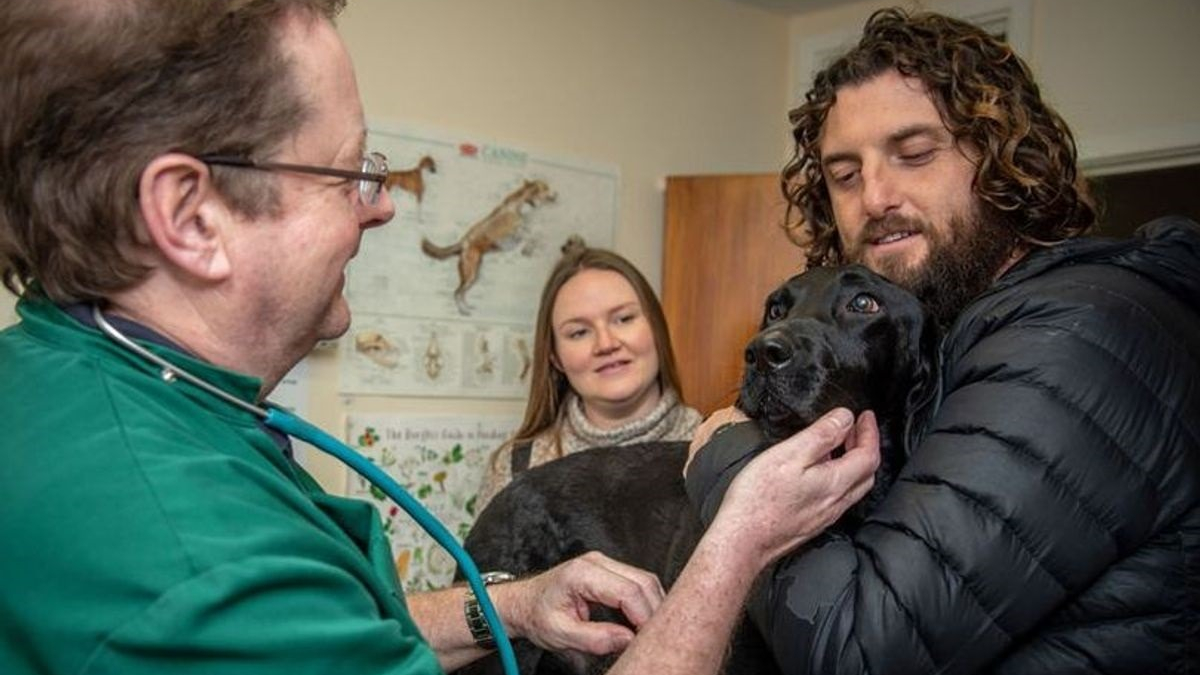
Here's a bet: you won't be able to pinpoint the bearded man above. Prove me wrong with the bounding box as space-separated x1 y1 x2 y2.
687 8 1200 674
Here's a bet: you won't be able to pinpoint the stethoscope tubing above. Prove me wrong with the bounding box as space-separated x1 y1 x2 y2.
92 306 519 675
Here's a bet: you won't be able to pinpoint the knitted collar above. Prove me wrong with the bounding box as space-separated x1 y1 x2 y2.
561 387 689 449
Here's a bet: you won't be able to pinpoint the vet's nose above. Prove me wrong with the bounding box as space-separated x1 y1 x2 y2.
745 335 793 372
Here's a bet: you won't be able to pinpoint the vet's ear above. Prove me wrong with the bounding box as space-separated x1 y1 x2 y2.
137 153 231 282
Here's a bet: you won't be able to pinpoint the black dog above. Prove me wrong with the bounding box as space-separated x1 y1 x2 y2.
453 265 938 675
739 264 939 519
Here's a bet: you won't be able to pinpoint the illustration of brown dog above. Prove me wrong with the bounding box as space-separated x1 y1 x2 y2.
384 155 437 209
421 179 556 315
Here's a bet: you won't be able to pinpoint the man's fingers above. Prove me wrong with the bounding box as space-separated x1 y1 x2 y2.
569 552 663 627
850 410 880 455
771 407 855 466
810 412 881 493
564 621 635 656
583 552 667 603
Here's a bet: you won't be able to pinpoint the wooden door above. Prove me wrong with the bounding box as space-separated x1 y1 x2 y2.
661 174 808 415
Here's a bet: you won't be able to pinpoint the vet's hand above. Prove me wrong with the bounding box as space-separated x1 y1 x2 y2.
684 406 749 476
711 408 880 567
502 551 665 655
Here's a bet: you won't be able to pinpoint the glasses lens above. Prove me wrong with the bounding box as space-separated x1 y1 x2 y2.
359 152 388 205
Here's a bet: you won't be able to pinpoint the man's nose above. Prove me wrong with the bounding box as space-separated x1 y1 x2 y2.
362 186 395 230
860 163 901 220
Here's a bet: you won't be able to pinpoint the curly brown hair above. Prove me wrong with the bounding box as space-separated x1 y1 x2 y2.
0 0 345 303
783 7 1096 268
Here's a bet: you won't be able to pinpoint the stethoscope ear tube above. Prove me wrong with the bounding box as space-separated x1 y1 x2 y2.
264 408 520 675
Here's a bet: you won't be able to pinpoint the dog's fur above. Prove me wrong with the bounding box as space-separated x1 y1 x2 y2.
421 179 556 315
739 264 939 518
453 265 938 675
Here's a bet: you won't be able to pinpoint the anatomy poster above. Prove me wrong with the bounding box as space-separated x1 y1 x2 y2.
341 121 618 398
344 413 518 593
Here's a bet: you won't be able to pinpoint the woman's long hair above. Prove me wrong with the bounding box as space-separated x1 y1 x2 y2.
501 245 685 461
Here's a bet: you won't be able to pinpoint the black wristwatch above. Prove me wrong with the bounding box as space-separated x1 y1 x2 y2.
464 571 516 650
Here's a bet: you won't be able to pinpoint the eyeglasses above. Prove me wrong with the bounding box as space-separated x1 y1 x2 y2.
198 152 390 205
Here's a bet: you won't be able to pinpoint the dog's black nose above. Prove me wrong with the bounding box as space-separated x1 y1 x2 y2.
746 336 793 372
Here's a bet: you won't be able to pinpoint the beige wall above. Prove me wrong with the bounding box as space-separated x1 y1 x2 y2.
0 0 791 490
787 0 1200 171
303 0 791 489
5 0 1197 492
342 0 792 283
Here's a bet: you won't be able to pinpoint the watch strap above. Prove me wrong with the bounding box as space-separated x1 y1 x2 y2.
464 571 515 649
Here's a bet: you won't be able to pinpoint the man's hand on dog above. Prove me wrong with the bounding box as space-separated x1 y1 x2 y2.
494 551 665 655
684 406 750 475
697 407 881 567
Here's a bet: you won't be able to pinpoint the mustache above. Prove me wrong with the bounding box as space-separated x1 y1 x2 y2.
860 214 927 243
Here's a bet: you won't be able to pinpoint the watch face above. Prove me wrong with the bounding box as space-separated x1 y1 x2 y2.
481 571 516 584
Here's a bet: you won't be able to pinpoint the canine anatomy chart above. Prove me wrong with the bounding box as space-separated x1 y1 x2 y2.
341 122 617 398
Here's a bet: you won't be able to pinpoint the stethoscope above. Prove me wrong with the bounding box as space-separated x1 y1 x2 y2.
92 306 520 675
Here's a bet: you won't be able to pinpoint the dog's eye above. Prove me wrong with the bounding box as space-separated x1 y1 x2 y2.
765 303 786 322
847 293 881 314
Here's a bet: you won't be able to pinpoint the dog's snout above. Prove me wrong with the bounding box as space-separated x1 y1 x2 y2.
745 335 794 372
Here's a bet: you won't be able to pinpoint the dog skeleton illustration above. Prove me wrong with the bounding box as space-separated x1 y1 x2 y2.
476 336 496 377
514 337 532 383
354 331 398 369
424 332 444 380
421 179 556 315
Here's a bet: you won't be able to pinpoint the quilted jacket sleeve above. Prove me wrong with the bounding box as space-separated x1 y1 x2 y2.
687 253 1200 674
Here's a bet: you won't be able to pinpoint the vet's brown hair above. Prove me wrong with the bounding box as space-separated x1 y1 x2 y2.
0 0 346 303
505 245 685 460
783 7 1096 268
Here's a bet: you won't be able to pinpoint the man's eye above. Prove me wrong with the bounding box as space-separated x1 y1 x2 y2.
847 293 881 313
830 170 858 186
899 149 935 164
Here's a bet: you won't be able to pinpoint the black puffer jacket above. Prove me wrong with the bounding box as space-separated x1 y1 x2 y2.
687 216 1200 674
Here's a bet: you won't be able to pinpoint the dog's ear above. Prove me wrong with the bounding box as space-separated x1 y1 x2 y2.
902 310 941 455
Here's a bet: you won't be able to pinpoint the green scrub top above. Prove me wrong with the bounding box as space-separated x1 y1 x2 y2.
0 298 443 675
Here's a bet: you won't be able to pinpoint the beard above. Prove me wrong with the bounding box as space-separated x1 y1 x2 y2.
845 201 1017 330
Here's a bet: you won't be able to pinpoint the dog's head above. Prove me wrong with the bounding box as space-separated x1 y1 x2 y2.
739 264 938 447
521 179 557 207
